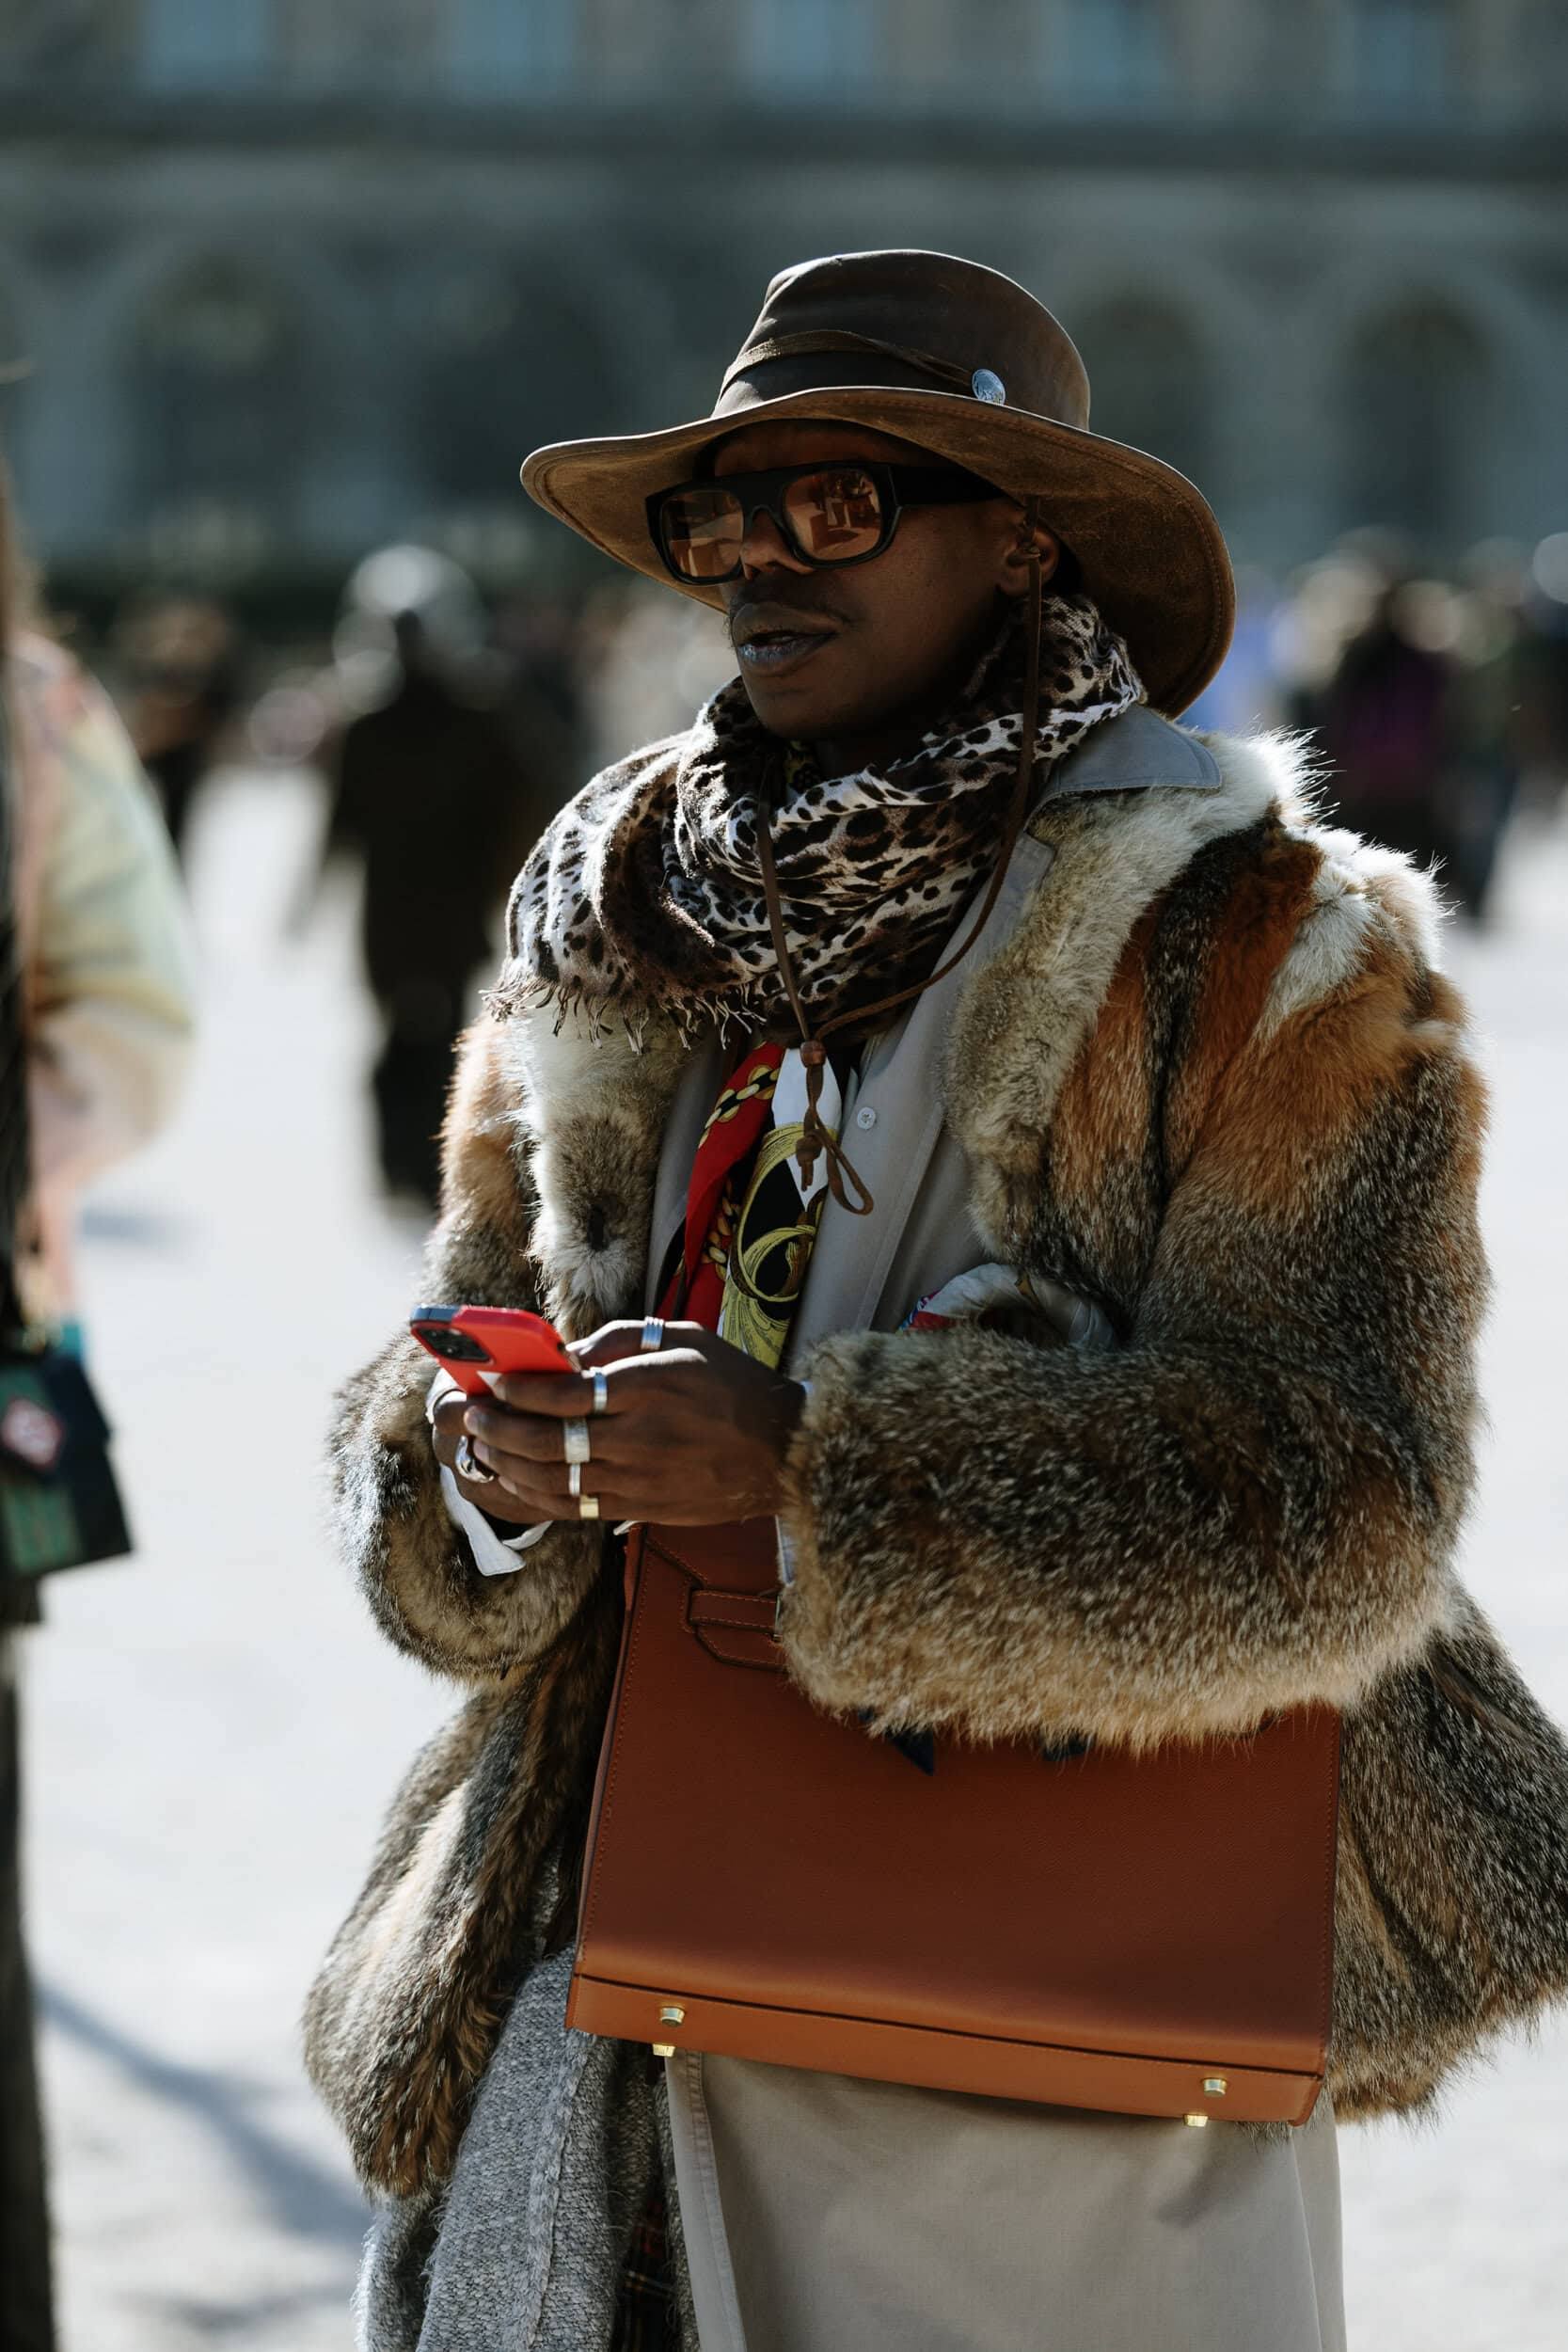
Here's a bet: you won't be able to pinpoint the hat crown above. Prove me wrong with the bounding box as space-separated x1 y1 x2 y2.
714 249 1091 432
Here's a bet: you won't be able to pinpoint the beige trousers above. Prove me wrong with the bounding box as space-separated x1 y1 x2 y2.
667 2051 1345 2352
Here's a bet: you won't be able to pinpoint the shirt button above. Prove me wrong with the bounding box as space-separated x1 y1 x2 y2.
855 1105 878 1131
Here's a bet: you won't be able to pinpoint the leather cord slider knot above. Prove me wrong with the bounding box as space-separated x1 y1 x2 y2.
794 1041 874 1216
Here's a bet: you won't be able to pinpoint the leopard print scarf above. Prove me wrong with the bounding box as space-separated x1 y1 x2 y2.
503 592 1142 1041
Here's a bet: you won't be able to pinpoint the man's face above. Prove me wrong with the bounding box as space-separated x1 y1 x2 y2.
705 420 1059 756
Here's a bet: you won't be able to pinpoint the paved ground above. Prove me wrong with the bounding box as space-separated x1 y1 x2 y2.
17 762 1568 2349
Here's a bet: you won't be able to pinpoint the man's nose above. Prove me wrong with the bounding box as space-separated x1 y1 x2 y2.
739 506 811 578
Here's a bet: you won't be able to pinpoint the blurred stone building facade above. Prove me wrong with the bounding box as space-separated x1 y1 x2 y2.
0 0 1563 597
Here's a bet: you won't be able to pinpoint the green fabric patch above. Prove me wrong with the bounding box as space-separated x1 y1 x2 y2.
0 1365 82 1575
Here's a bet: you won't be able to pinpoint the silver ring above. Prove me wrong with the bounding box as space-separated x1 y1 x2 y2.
591 1367 610 1416
562 1418 592 1467
567 1461 582 1500
455 1434 496 1486
640 1316 665 1354
578 1493 601 1521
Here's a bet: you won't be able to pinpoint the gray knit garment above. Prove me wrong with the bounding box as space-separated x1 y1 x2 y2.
354 1942 695 2352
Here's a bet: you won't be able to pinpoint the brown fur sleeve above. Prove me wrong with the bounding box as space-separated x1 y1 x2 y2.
779 923 1489 1751
326 1020 602 1681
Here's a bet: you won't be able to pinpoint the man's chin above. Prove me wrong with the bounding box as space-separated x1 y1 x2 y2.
737 675 878 746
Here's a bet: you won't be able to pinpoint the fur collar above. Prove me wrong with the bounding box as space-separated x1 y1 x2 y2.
498 729 1381 1332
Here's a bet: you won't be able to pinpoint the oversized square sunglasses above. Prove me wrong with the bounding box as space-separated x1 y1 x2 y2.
646 458 1003 585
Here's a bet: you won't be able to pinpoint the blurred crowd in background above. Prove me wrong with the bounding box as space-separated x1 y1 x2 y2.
3 516 1563 1207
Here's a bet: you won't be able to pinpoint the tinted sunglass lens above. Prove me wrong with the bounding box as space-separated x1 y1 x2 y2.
782 467 886 563
661 485 744 580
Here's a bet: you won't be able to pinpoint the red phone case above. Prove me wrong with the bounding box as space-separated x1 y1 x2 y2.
409 1304 571 1397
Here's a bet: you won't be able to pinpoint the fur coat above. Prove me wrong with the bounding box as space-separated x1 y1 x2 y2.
307 724 1568 2214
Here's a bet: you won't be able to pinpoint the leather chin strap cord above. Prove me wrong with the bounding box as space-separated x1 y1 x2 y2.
755 501 1047 1218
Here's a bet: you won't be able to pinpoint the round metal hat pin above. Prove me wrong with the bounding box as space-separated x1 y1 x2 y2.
971 368 1006 404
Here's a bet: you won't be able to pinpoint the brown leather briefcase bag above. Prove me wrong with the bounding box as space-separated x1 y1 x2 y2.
568 1518 1341 2128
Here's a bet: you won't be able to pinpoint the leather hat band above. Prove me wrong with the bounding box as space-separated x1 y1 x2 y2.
720 329 980 403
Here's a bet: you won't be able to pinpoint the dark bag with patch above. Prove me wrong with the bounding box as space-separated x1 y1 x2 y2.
0 1278 132 1581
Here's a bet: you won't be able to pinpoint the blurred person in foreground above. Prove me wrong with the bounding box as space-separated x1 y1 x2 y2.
1 462 196 2346
320 598 554 1207
309 256 1568 2352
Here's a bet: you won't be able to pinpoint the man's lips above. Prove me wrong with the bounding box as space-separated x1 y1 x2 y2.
732 612 840 675
737 630 832 675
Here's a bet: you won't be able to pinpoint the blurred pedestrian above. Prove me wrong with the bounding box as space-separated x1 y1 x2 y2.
1314 578 1460 883
114 591 244 860
490 593 591 782
1517 536 1568 806
322 604 551 1207
1439 550 1531 920
1 454 197 2351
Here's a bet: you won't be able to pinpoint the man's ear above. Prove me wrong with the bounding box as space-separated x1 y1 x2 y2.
998 516 1061 599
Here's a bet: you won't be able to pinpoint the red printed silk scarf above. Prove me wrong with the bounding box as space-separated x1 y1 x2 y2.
657 1040 845 1364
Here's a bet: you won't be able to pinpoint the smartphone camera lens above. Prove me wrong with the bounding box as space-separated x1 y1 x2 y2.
413 1325 492 1364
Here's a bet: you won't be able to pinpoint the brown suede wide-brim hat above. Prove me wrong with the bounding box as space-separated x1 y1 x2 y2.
521 250 1234 718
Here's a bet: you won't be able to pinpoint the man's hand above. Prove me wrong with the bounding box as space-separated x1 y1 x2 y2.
450 1322 806 1527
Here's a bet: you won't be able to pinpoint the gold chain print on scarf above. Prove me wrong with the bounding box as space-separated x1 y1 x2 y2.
717 1050 845 1371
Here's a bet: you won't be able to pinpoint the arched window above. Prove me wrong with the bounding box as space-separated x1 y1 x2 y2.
1058 0 1171 106
947 2 1048 87
1341 303 1488 546
1343 0 1455 117
1072 298 1213 496
3 1 125 84
277 0 450 84
0 271 28 453
0 269 24 375
139 0 273 87
418 270 612 515
1524 0 1568 106
742 0 879 97
135 259 301 547
450 0 576 90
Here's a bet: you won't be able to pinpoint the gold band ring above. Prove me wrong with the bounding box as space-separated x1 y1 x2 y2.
578 1493 601 1522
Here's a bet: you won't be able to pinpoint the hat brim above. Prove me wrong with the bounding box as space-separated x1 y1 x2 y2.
522 384 1233 719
